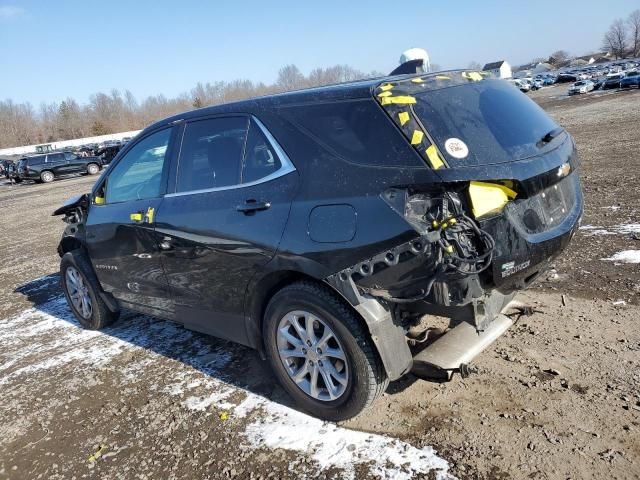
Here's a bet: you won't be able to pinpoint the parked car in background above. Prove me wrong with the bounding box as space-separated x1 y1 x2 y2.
556 73 578 83
603 73 626 90
17 151 103 183
568 80 595 95
620 71 640 89
509 79 530 92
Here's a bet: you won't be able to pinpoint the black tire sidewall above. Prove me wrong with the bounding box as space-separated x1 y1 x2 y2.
264 285 378 421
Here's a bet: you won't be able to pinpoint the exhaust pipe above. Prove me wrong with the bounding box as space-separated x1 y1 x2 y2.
411 313 513 380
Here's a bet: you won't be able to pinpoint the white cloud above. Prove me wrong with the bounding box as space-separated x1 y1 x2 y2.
0 6 25 18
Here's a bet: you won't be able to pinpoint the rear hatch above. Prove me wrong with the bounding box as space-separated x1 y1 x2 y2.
375 72 565 170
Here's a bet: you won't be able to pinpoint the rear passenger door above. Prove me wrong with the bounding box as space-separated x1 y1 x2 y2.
156 116 298 344
46 153 66 175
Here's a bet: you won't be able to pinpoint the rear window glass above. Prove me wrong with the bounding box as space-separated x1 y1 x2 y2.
412 79 560 166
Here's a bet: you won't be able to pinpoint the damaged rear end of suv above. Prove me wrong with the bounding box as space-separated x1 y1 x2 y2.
54 70 582 421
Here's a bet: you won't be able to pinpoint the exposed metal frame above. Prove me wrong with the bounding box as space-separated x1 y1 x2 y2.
165 115 296 198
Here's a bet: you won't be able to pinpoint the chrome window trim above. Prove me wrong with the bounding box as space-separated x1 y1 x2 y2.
165 115 296 198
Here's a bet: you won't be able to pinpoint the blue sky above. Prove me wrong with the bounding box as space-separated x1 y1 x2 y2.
1 0 638 105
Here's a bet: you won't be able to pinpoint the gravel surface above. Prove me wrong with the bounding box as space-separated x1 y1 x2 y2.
0 86 639 479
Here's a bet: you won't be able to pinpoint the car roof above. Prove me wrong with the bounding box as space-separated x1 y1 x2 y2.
145 70 479 132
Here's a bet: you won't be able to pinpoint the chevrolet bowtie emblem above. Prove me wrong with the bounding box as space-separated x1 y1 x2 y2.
557 163 571 178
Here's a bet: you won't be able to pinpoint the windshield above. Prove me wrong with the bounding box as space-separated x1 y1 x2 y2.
412 79 561 166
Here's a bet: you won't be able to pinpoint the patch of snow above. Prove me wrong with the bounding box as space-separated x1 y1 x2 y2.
0 294 454 479
612 300 627 306
580 223 640 236
602 205 621 210
601 250 640 264
242 396 453 480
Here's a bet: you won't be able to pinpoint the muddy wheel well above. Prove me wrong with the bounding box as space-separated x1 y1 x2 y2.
58 236 85 257
249 271 372 354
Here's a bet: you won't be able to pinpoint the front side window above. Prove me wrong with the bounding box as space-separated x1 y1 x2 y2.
104 128 171 204
176 117 248 193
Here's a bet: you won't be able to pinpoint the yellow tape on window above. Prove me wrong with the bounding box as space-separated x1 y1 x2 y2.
425 144 444 170
398 111 410 126
380 95 416 105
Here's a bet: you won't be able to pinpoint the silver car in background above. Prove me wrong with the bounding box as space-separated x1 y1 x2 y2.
568 80 595 95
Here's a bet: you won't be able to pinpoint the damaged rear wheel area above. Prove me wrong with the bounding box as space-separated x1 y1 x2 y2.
263 281 388 422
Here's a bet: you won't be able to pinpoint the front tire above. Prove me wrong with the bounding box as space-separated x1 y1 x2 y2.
60 250 119 329
263 281 388 421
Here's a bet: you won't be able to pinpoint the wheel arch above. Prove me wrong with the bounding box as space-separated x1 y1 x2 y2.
245 265 412 381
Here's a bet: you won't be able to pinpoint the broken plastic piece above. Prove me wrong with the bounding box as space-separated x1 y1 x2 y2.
398 111 410 126
88 445 106 463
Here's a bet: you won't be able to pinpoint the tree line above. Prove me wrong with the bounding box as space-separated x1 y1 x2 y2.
0 64 382 149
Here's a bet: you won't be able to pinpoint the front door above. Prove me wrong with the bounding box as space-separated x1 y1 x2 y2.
85 127 176 316
156 116 297 344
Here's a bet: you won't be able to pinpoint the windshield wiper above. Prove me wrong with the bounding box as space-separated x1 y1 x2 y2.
536 128 565 148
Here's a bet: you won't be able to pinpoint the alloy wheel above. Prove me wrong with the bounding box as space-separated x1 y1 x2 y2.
276 310 349 401
65 266 93 319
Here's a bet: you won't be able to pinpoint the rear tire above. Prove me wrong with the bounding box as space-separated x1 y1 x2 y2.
87 163 100 175
263 281 388 421
60 250 119 329
40 171 54 183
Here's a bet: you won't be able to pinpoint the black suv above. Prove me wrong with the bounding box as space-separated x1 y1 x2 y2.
54 70 582 420
18 151 102 183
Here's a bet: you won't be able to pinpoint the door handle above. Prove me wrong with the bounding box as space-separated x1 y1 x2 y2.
236 199 271 214
130 207 155 224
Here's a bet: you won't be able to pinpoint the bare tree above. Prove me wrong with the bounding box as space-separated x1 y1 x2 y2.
628 10 640 57
276 64 305 91
603 19 628 59
549 50 570 66
467 61 482 71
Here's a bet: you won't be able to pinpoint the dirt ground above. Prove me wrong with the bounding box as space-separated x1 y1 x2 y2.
0 84 639 480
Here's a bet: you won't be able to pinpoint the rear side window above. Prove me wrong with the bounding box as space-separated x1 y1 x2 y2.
47 153 64 163
280 100 421 167
29 156 45 165
242 119 281 183
176 117 248 192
